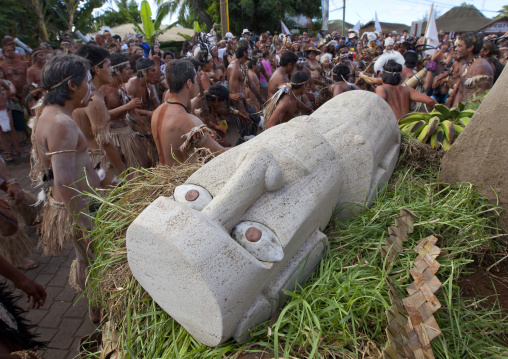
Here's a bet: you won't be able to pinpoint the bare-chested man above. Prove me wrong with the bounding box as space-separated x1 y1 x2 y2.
31 55 101 309
305 48 326 87
26 48 46 87
0 43 29 143
375 60 437 120
125 57 161 149
152 59 225 166
264 71 311 129
73 44 126 185
227 41 265 143
330 64 360 97
401 51 419 84
102 53 151 169
0 75 21 159
336 44 358 83
246 57 262 111
451 32 494 106
268 51 297 98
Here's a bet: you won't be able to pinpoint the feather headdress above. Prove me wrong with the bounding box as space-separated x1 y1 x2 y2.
374 51 405 74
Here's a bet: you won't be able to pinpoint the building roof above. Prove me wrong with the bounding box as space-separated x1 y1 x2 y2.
420 5 492 34
478 16 508 33
360 21 410 34
326 20 354 33
93 23 194 42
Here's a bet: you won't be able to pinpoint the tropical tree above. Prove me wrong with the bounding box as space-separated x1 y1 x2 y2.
158 0 321 36
96 0 142 29
127 0 178 45
155 0 214 31
497 5 508 17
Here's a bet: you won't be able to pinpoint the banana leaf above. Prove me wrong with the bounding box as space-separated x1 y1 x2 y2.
140 0 155 40
193 21 201 33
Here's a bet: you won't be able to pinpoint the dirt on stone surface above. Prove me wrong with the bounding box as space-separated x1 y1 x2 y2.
458 254 508 312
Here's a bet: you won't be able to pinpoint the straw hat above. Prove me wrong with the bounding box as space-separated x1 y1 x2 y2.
305 47 321 54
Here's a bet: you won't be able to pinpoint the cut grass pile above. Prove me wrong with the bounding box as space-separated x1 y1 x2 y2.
84 142 508 358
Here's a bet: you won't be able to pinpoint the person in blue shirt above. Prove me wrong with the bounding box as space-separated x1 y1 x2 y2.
136 33 151 58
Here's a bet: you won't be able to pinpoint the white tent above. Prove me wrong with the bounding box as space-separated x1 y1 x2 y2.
93 23 194 42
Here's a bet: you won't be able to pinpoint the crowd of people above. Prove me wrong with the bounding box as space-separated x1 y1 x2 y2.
0 23 506 357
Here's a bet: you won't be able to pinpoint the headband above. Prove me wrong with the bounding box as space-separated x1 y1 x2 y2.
290 79 309 86
112 60 129 69
47 75 75 90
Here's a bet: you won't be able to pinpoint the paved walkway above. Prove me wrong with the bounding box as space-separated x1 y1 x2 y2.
5 156 96 359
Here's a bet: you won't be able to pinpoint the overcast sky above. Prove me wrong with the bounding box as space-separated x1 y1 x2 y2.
99 0 505 30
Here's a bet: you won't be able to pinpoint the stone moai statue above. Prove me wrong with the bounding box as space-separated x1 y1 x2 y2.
126 91 401 346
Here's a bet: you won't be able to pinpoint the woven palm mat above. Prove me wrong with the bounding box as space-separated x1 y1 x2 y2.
381 209 442 359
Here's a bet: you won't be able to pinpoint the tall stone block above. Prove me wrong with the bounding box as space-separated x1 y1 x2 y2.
441 66 508 230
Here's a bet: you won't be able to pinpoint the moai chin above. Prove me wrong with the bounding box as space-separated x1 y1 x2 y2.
126 91 401 346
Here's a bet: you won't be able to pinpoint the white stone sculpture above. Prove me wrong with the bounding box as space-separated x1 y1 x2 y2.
126 91 401 347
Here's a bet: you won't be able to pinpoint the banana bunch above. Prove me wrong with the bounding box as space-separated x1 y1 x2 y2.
399 103 475 151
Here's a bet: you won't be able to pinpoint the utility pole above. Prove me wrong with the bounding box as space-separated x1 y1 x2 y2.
220 0 229 39
342 0 345 35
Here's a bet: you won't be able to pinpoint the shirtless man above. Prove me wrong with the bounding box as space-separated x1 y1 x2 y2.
26 48 46 87
424 41 451 94
401 51 419 84
227 41 265 143
451 32 493 106
102 53 151 169
125 57 161 133
0 43 28 143
306 48 326 87
336 45 358 83
264 71 311 129
0 75 21 159
73 44 126 185
246 58 262 111
32 55 101 304
375 60 437 120
268 51 297 98
330 64 360 97
151 60 225 166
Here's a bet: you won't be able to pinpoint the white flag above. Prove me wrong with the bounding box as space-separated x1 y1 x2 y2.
281 20 290 35
425 6 439 56
375 12 382 33
352 20 361 33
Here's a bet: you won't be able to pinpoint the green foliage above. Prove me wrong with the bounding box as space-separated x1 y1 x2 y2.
84 149 507 358
125 0 178 45
162 0 320 36
95 0 142 30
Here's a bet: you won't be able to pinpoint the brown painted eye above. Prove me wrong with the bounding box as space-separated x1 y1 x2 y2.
174 185 212 211
232 221 283 262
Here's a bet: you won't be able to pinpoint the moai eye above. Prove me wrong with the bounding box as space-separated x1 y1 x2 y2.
231 221 284 262
173 184 213 211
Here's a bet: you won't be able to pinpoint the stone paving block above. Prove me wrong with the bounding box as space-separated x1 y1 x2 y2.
49 255 69 266
51 268 72 287
55 284 79 302
23 307 48 325
64 300 88 318
41 348 69 359
74 318 98 338
43 261 67 275
34 326 58 343
23 263 48 280
67 339 81 359
45 285 65 301
34 273 56 287
41 300 72 328
52 318 83 349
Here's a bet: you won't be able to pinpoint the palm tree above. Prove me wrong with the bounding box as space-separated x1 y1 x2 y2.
155 0 214 31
